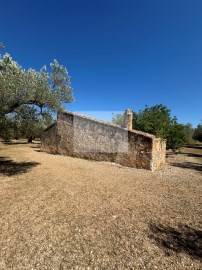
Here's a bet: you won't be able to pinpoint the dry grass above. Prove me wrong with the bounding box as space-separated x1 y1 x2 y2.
0 141 201 269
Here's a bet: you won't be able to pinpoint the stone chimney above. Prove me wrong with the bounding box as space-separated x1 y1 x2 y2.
124 109 133 130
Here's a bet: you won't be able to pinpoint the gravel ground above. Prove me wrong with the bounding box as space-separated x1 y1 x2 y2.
0 141 201 270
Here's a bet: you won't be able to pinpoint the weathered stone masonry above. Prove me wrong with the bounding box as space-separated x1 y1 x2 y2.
41 111 166 170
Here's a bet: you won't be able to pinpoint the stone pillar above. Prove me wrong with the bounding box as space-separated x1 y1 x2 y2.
124 109 133 130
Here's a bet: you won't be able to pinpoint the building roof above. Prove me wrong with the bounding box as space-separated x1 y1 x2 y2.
61 110 157 139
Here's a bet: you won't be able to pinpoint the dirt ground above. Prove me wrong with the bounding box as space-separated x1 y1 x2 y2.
0 141 201 270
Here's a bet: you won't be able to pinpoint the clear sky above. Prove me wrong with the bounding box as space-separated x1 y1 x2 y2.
1 0 202 126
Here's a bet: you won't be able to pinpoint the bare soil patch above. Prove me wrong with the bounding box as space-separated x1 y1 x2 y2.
0 141 201 269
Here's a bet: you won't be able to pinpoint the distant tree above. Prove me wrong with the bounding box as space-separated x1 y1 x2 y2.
111 113 125 126
166 117 187 151
0 53 73 116
184 123 195 144
112 111 137 127
193 122 202 142
132 111 138 128
0 116 15 142
111 104 187 151
0 105 54 142
14 105 54 142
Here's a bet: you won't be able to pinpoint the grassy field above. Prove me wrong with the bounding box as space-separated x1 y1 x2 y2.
0 141 201 269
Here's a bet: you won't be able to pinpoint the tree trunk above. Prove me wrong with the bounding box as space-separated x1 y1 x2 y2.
27 137 33 143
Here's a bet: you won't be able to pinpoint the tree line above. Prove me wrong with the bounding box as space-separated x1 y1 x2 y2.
112 105 202 151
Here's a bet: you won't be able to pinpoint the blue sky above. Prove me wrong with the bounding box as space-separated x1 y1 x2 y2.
1 0 202 126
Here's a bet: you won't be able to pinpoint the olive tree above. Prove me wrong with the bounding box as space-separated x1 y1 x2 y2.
0 54 73 116
0 105 54 142
0 49 73 142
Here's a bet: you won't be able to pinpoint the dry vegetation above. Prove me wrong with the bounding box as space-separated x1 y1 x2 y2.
0 141 201 269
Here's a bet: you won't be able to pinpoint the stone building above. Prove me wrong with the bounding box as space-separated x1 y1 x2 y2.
41 110 166 170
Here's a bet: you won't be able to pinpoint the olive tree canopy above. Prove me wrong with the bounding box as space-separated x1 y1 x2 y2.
0 53 73 116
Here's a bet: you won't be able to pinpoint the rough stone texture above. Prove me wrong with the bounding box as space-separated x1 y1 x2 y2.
124 109 133 130
152 138 166 170
41 111 166 170
41 122 58 154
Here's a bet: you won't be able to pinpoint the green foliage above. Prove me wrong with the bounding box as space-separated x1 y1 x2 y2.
0 116 15 142
0 105 54 142
166 118 187 152
193 122 202 142
135 104 171 138
111 104 187 151
14 106 49 139
132 111 138 129
0 50 73 142
0 53 73 116
111 113 125 126
112 111 137 127
183 123 195 144
136 105 187 151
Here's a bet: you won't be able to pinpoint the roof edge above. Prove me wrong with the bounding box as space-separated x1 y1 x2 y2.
60 110 158 139
43 122 57 132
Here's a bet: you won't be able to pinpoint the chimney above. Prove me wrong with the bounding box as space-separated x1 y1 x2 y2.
124 109 133 130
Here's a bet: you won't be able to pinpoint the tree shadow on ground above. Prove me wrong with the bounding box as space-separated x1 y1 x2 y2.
166 153 176 158
170 162 202 173
3 141 28 145
148 223 202 261
30 145 41 149
0 157 40 176
178 153 202 158
186 145 202 149
1 140 41 145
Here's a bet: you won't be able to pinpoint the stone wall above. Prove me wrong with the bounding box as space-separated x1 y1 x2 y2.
41 111 166 170
41 122 58 154
151 138 166 170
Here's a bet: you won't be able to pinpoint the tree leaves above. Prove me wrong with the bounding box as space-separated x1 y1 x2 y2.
111 105 188 151
193 122 202 142
0 54 74 116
